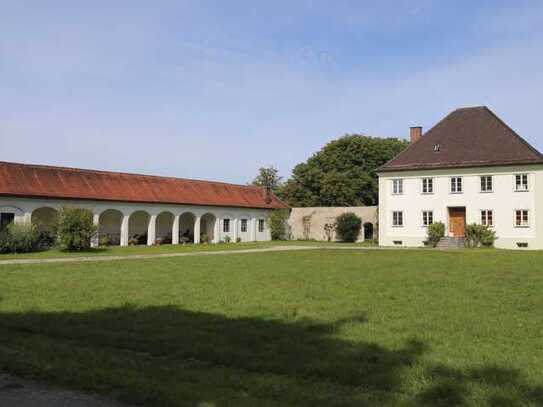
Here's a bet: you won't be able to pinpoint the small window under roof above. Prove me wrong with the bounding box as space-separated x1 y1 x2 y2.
433 144 441 152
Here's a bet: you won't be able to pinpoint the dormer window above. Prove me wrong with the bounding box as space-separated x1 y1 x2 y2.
433 144 440 152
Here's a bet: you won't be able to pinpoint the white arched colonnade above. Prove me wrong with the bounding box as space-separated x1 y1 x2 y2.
0 197 272 247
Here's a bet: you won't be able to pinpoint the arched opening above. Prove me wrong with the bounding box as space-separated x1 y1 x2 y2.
31 207 58 233
156 211 174 244
363 222 374 240
98 209 123 246
200 213 216 243
128 211 150 245
179 212 196 244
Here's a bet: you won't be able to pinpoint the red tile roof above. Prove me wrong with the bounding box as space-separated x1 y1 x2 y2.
378 106 543 172
0 161 289 209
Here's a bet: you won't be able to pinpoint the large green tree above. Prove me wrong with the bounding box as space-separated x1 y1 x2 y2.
281 135 408 206
250 166 283 193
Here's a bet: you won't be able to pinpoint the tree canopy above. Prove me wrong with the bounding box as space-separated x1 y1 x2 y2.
250 166 283 193
280 135 408 207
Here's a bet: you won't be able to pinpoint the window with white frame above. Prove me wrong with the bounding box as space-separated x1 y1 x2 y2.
392 211 404 227
240 219 248 233
422 178 433 194
258 219 265 232
422 210 433 226
223 218 230 233
515 174 528 191
450 177 463 193
480 176 493 192
515 210 529 227
392 179 403 194
481 210 493 227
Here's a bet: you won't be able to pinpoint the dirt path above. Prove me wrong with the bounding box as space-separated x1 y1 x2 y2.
0 245 327 266
0 372 131 407
0 244 401 267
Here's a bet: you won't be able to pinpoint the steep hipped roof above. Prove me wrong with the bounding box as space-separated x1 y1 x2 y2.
0 161 289 209
378 106 543 172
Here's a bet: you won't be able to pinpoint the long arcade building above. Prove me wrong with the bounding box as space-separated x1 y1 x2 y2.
0 162 288 246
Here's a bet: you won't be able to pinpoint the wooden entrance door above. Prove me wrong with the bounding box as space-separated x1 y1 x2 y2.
449 208 466 237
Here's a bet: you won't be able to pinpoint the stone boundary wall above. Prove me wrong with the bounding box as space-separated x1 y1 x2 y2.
288 206 378 242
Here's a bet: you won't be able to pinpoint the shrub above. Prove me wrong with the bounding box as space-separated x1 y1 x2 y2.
236 237 242 243
200 234 209 244
36 230 57 249
268 209 290 240
335 212 362 243
56 207 97 251
0 223 40 253
465 223 496 248
427 222 445 247
224 235 231 243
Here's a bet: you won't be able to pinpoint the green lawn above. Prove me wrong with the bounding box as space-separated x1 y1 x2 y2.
0 249 542 406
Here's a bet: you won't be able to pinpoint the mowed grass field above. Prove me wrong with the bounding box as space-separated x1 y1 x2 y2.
0 249 542 406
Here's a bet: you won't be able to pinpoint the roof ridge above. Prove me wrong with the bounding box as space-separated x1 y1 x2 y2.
0 160 262 190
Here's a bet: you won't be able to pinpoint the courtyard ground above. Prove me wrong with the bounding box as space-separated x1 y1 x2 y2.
0 249 542 406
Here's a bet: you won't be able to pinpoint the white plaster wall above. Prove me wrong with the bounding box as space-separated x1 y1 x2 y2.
378 165 543 249
0 196 275 245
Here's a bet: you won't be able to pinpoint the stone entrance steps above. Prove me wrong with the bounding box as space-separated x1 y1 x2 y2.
437 236 465 249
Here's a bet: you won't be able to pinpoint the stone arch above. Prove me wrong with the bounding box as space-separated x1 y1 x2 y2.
156 211 174 244
179 212 196 243
363 222 374 240
98 209 123 246
200 213 216 243
31 207 58 233
128 210 150 245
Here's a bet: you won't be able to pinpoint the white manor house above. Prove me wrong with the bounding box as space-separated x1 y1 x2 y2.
378 106 543 250
0 162 288 246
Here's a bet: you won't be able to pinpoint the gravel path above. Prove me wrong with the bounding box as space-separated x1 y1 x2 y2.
0 245 367 266
0 372 131 407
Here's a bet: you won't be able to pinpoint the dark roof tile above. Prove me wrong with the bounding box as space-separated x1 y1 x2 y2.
378 106 543 172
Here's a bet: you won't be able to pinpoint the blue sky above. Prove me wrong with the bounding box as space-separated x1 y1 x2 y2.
1 1 542 183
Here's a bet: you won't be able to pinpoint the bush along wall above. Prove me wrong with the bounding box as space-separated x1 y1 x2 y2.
335 212 362 243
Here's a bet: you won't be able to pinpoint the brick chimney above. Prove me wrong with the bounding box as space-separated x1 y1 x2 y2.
410 126 422 143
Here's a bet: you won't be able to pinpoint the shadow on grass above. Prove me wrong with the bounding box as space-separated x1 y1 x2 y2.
0 305 541 406
415 364 543 406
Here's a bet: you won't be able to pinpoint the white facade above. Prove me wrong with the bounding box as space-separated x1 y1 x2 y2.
0 196 273 246
378 164 543 250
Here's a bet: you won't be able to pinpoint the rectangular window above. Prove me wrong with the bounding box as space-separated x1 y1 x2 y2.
422 178 433 194
0 213 15 232
240 219 248 233
480 176 493 192
392 211 403 227
258 219 265 232
450 177 463 193
422 210 433 226
515 174 529 191
223 218 230 233
392 179 403 195
515 210 529 227
481 210 493 227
